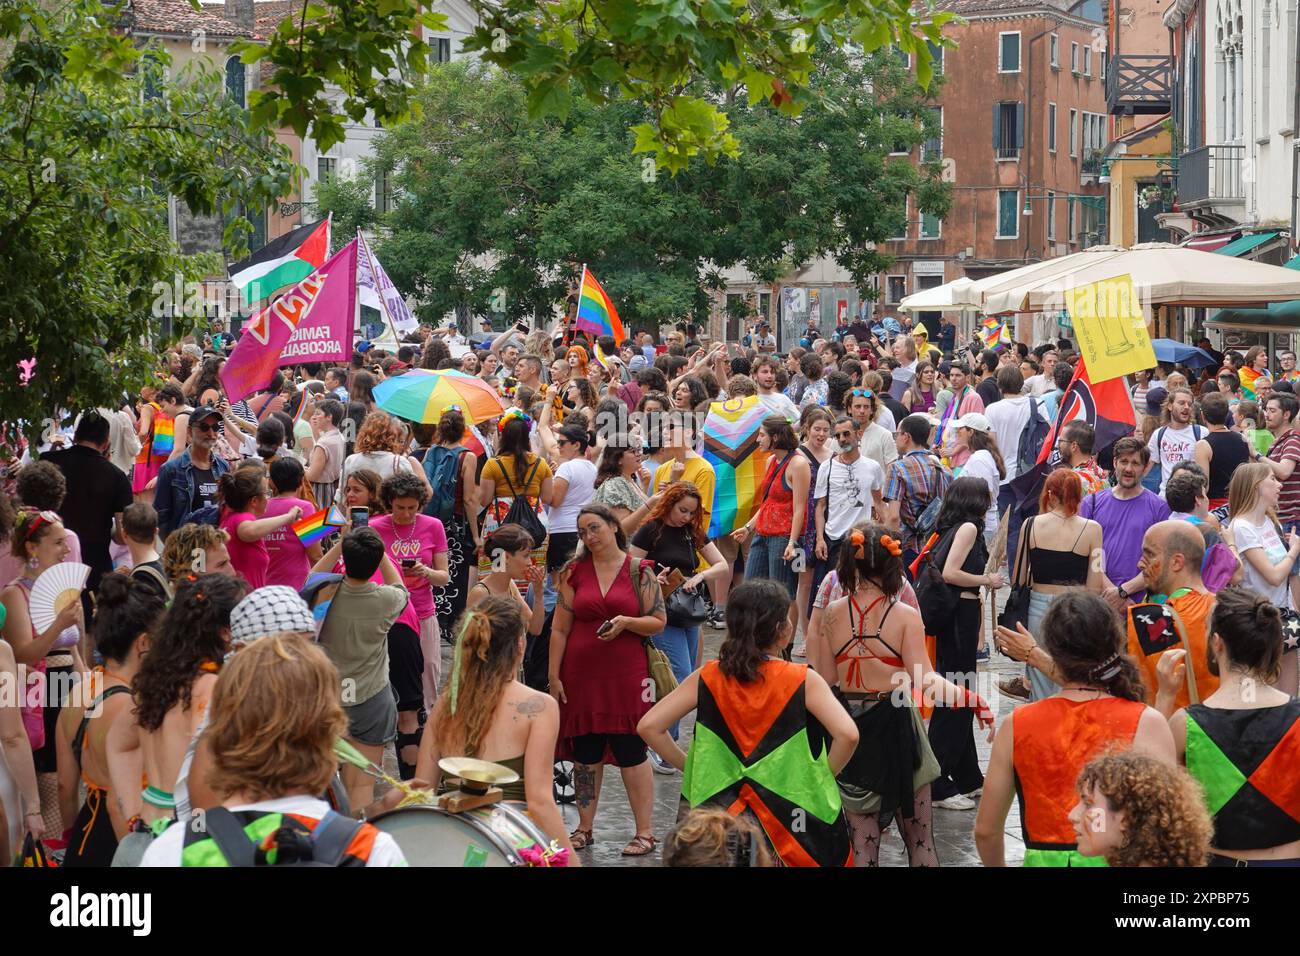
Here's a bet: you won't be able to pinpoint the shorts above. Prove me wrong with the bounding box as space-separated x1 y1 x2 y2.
386 622 424 713
344 686 398 746
547 531 581 572
569 732 648 768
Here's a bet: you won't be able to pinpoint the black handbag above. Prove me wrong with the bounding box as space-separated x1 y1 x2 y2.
997 516 1034 631
666 584 710 627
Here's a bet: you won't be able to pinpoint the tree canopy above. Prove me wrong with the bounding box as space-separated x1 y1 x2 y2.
345 49 948 329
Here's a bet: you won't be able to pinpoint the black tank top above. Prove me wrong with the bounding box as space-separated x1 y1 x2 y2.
1204 430 1249 499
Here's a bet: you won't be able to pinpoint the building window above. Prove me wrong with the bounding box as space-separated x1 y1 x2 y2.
317 156 337 184
997 190 1020 238
894 45 911 69
1050 33 1059 68
1083 47 1092 76
1047 192 1056 240
921 107 942 162
435 37 452 63
1100 51 1108 80
375 170 393 213
225 55 245 108
999 32 1021 72
1071 42 1080 74
890 199 908 240
1069 108 1078 156
886 276 907 303
927 40 944 76
1068 199 1077 242
1048 103 1057 152
920 212 941 239
995 101 1024 159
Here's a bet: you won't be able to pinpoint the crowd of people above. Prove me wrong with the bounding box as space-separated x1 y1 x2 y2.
1 307 1297 868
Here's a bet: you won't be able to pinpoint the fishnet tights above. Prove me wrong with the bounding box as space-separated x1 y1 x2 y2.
846 784 938 867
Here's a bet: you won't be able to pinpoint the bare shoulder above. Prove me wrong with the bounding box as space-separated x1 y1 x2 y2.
508 684 556 721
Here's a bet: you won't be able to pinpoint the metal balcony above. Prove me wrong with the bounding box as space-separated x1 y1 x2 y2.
1177 144 1245 207
1105 55 1173 115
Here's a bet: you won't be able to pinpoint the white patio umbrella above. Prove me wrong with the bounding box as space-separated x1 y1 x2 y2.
997 242 1300 313
898 276 978 312
974 245 1128 314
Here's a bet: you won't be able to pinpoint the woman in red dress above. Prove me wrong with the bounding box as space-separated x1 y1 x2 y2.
549 504 667 857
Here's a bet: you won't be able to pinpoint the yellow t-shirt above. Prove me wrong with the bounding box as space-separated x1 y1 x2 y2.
652 455 717 530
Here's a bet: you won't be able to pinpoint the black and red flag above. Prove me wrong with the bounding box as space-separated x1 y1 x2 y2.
1011 357 1137 505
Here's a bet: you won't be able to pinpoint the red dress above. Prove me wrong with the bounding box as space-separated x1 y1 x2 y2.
558 554 652 743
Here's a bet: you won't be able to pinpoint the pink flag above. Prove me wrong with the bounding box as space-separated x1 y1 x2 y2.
220 239 358 402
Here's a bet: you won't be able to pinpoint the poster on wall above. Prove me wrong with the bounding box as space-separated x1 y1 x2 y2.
807 288 821 334
837 299 849 323
781 287 808 350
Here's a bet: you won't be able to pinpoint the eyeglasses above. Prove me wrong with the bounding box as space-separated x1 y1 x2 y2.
835 430 856 440
193 420 219 432
577 524 605 539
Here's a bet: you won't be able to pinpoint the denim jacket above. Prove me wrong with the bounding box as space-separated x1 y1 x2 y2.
153 449 230 538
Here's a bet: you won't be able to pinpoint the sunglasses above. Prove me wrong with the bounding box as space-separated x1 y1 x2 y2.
193 419 219 432
849 388 874 399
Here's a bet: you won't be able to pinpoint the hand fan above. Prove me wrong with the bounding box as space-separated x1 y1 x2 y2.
29 562 90 635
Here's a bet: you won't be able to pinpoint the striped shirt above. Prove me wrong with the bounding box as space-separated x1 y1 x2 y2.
1268 430 1300 525
884 450 952 552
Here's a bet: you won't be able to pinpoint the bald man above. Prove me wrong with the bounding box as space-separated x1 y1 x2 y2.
1128 520 1219 715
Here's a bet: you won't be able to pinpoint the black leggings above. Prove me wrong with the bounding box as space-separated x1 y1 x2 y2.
570 733 648 768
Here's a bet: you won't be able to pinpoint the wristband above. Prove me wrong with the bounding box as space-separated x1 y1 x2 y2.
962 687 995 727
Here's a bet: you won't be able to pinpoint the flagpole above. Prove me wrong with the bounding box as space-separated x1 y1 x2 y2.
568 263 587 349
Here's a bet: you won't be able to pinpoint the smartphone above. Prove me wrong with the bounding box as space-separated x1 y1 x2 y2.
515 321 530 334
350 507 369 528
596 621 614 636
401 558 417 569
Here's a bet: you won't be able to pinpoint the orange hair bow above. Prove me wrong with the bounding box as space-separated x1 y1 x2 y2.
849 529 866 559
880 535 903 557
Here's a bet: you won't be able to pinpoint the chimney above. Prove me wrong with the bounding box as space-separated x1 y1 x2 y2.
224 0 256 32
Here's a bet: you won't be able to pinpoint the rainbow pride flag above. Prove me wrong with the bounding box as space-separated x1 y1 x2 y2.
1238 366 1265 400
700 396 773 538
293 507 343 546
575 267 625 342
151 415 174 457
979 317 1010 351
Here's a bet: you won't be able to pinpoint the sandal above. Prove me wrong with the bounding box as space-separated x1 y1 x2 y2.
569 828 594 850
621 834 657 857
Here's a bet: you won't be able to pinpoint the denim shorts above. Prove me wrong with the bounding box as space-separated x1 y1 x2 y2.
344 685 398 746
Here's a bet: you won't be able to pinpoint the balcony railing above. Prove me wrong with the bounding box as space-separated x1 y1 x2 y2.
1177 144 1246 206
996 146 1021 161
1105 55 1174 115
1081 148 1102 182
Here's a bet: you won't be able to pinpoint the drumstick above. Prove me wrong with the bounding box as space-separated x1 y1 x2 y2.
334 739 435 808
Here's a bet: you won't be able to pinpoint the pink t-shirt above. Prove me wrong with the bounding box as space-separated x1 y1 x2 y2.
220 509 269 590
262 497 314 590
368 514 448 619
329 558 422 634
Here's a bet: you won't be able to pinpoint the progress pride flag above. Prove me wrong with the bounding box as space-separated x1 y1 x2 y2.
220 239 358 402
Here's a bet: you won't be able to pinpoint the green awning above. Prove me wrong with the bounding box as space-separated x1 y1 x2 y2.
1208 299 1300 328
1215 231 1281 258
1285 254 1300 270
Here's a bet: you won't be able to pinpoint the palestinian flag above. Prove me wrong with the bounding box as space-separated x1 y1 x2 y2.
227 218 331 304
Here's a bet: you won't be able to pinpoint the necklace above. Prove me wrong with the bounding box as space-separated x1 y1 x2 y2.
392 519 418 543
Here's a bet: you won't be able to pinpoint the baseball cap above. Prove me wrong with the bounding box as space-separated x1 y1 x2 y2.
952 412 993 433
191 404 221 423
1145 386 1169 415
628 354 648 373
229 586 317 646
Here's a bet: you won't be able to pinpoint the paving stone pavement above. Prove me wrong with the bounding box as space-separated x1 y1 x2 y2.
385 610 1027 867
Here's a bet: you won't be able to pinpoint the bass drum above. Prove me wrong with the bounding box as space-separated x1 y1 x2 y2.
368 801 550 867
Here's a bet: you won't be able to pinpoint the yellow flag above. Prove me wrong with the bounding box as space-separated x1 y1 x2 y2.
1064 274 1156 384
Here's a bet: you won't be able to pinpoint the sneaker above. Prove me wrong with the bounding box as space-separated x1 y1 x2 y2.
793 642 807 658
975 646 990 662
998 677 1032 701
965 787 983 799
707 607 726 629
648 750 676 775
933 794 977 811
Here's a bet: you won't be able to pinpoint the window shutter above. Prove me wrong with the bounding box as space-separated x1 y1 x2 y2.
993 103 1001 149
1015 102 1025 148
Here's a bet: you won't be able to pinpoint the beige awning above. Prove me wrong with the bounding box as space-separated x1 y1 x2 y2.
976 246 1128 314
897 277 978 312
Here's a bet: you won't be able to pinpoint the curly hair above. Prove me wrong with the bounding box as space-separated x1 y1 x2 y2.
161 524 229 582
433 597 527 758
1040 591 1145 702
204 634 347 801
132 573 250 731
16 461 67 511
380 471 430 510
663 807 776 867
94 573 165 664
355 411 409 455
643 481 707 550
1076 751 1212 867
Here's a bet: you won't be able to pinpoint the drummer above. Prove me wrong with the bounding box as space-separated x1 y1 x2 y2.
382 597 576 860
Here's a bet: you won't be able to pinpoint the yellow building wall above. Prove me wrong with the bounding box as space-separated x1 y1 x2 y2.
1106 126 1171 247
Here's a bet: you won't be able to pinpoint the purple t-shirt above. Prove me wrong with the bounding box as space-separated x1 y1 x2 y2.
219 510 269 590
1079 488 1171 589
369 514 448 619
262 496 314 590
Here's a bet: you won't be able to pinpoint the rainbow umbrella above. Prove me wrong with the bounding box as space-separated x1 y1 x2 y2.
372 368 506 424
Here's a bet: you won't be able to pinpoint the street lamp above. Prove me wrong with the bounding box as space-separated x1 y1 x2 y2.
1022 197 1033 216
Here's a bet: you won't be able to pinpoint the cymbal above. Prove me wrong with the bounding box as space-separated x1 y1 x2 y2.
438 757 520 787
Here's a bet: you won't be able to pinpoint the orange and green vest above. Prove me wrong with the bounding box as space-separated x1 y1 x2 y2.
1012 696 1145 867
682 659 852 868
180 809 379 867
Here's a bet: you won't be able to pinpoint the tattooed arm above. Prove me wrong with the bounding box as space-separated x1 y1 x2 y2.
604 561 668 638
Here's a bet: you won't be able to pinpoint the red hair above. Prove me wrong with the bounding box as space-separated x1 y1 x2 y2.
1040 467 1084 516
645 481 708 549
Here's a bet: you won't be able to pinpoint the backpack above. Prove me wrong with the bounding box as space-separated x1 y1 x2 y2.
909 455 949 544
1015 397 1052 478
129 563 174 601
423 444 470 524
198 807 364 867
913 527 960 635
495 456 547 545
1150 424 1205 487
299 572 344 639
